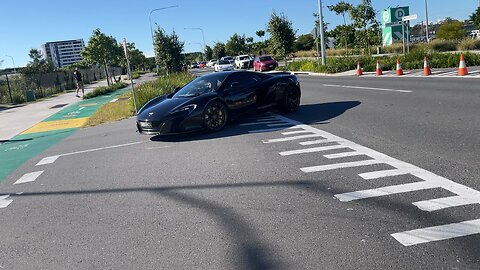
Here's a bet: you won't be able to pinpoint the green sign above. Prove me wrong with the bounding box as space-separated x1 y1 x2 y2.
381 6 409 46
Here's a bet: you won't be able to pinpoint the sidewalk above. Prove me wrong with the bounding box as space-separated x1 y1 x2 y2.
0 80 108 142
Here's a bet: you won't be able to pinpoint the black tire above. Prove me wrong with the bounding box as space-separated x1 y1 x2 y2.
203 101 228 132
280 85 300 113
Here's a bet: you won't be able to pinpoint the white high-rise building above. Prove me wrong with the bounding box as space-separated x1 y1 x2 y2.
41 39 85 68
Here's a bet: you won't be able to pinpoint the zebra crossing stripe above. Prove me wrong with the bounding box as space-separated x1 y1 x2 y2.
391 219 480 246
323 151 364 159
358 168 409 180
299 139 331 146
279 144 346 156
263 134 323 143
0 195 13 208
301 159 382 173
413 195 480 212
240 120 285 126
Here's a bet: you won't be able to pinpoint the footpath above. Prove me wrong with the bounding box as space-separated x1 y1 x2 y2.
0 74 155 182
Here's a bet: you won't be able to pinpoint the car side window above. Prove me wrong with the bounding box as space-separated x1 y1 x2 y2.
225 73 261 89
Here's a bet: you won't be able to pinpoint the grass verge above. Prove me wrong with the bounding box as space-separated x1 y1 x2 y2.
83 82 128 99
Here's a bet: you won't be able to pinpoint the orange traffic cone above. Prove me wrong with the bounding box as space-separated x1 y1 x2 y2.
423 57 431 76
356 61 363 76
396 58 404 76
375 60 383 76
458 54 468 76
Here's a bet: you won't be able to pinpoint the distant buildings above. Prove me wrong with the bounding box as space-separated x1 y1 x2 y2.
41 39 85 68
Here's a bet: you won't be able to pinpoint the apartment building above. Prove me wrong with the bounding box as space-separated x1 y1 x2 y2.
41 39 85 68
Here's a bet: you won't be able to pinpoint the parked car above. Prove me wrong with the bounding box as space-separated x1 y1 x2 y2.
214 60 234 72
190 62 199 69
207 59 217 67
136 71 301 135
198 61 207 68
220 56 234 64
253 55 278 72
234 55 251 69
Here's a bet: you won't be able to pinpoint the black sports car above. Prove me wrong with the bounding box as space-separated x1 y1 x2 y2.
136 71 301 135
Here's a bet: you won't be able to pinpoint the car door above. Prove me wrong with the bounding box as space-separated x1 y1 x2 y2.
221 72 261 117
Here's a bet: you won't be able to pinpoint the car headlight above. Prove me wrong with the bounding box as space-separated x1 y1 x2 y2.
170 104 197 114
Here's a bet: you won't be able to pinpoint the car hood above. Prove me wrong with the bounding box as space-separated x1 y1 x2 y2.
218 64 232 68
137 97 191 120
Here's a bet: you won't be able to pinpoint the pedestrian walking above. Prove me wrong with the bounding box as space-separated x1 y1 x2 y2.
74 67 84 97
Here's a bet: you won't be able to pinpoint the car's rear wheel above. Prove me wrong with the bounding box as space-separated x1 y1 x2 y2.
280 85 300 113
203 101 228 131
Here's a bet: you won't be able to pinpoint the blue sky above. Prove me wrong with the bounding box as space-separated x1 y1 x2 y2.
0 0 477 68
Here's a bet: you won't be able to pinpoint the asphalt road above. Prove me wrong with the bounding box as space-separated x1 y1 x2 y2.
0 73 479 269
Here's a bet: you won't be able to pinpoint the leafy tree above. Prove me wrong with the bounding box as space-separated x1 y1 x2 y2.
81 29 121 85
437 20 466 40
212 42 226 59
328 1 353 53
349 0 379 54
204 45 213 60
225 33 247 56
295 34 314 51
23 48 54 74
267 11 296 63
119 42 146 71
256 30 265 40
153 27 184 74
470 7 480 29
330 25 356 49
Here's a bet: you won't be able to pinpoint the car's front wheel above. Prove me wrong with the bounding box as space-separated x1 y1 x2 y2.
203 101 228 132
280 85 300 113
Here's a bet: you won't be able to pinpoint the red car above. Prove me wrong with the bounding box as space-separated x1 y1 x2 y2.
253 55 278 72
198 61 206 68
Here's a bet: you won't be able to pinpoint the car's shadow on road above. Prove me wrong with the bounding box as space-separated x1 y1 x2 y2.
150 100 361 143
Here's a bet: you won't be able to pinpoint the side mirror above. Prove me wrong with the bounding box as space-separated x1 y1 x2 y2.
230 82 241 88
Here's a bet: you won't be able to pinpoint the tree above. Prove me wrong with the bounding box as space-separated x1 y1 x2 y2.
349 0 379 54
330 25 355 49
212 42 226 59
267 11 296 64
295 34 314 51
153 28 184 74
81 29 121 85
119 42 146 71
471 7 480 29
256 30 265 40
23 48 54 74
328 1 353 53
225 33 247 56
437 20 465 40
204 45 213 60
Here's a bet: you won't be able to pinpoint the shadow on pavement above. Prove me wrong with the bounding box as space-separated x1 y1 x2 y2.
151 100 361 143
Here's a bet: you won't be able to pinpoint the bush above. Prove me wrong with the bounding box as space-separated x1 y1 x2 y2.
134 72 194 110
430 39 458 52
83 82 128 99
458 39 480 51
12 92 26 104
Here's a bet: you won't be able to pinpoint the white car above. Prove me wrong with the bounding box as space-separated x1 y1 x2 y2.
214 60 234 72
234 55 251 69
220 56 234 64
206 59 217 68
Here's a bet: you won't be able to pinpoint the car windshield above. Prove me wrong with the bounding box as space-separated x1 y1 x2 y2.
218 60 230 65
259 56 273 61
173 73 229 98
239 56 250 60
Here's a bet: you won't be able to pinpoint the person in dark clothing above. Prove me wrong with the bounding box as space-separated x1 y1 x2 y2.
73 68 84 97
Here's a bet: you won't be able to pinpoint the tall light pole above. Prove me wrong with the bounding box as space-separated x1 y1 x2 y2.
5 55 16 73
149 5 179 74
424 0 430 43
317 0 327 65
189 42 205 61
184 27 206 55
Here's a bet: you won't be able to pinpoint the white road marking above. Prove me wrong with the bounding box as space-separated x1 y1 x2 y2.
281 130 313 135
240 120 284 126
413 196 480 212
335 181 440 202
248 127 290 133
323 84 413 93
299 139 331 145
391 219 480 246
263 134 323 143
109 98 119 103
254 117 277 121
261 114 480 245
279 145 347 156
0 195 13 208
14 171 44 185
324 151 364 159
36 141 144 165
267 123 294 127
358 168 409 180
301 159 382 173
36 155 60 166
145 145 171 150
78 107 85 111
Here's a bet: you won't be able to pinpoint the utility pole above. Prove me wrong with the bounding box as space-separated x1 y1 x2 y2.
424 0 430 43
317 0 327 65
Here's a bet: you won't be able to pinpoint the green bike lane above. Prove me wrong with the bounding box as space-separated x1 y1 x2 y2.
0 87 132 182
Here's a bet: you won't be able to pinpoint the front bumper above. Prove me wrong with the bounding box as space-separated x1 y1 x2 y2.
137 112 204 135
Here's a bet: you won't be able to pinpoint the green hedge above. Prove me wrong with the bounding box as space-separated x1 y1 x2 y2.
287 52 480 73
83 82 128 99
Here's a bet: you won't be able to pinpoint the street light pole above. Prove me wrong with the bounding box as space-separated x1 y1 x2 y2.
5 55 16 73
149 5 179 74
424 0 430 43
317 0 327 65
184 27 206 55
